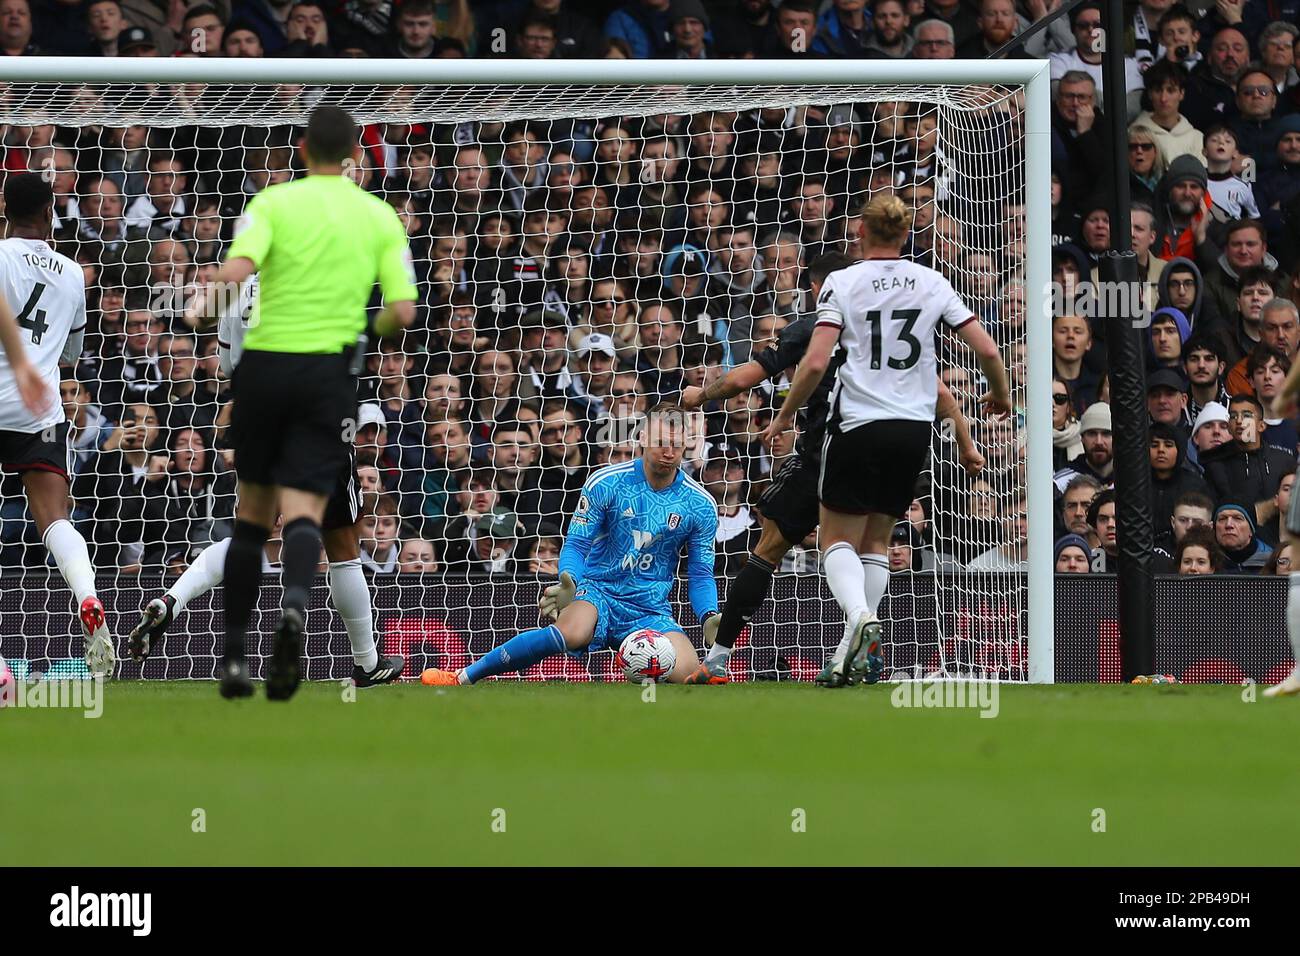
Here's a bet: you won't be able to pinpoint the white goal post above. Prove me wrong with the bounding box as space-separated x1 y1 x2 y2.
0 56 1054 683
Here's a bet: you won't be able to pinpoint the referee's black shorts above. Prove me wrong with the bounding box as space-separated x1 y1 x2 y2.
819 419 931 519
755 455 821 544
229 350 354 498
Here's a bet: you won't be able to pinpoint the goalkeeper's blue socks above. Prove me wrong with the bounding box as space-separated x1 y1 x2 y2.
463 625 566 684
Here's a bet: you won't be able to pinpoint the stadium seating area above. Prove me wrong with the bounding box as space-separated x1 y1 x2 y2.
2 0 1299 584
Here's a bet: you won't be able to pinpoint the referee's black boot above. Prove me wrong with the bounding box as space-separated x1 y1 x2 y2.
352 654 406 689
219 658 254 699
266 607 305 701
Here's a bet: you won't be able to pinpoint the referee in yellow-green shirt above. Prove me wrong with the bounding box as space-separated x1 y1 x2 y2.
186 106 417 700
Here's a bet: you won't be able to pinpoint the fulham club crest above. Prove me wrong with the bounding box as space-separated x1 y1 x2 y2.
667 513 682 530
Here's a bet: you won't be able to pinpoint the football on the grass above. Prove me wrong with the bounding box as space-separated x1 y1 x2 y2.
616 630 676 683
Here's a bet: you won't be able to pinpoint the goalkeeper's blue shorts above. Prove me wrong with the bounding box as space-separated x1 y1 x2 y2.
572 581 683 652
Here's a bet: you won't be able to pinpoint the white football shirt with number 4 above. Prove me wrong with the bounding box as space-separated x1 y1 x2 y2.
815 258 975 430
0 237 86 433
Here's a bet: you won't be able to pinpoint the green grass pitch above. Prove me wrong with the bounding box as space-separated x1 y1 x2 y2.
2 680 1295 866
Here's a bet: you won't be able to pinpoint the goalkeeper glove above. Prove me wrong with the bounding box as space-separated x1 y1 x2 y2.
539 571 577 621
702 611 720 647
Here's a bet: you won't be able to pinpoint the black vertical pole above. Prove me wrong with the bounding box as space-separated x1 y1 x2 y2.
1100 0 1154 679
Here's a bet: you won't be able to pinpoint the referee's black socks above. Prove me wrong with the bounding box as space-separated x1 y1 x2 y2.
280 517 322 617
716 554 776 649
223 519 270 663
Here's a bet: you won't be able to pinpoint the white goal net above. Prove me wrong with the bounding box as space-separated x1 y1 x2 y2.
0 60 1052 684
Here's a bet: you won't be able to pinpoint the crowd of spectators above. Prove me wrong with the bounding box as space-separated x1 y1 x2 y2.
2 0 1299 582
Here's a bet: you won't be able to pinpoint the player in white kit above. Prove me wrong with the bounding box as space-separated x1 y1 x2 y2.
765 195 1012 687
0 173 114 680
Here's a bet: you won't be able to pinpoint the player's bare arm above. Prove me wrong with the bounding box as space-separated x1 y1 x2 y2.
0 292 52 416
954 320 1012 417
763 324 838 444
936 379 983 477
681 360 767 409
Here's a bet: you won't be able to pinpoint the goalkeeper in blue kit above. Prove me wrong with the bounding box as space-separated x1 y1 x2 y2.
420 402 720 685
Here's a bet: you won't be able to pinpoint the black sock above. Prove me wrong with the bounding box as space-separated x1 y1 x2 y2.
716 554 776 649
223 519 269 663
280 516 322 616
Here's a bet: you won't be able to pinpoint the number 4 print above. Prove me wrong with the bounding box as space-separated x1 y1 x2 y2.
17 283 48 345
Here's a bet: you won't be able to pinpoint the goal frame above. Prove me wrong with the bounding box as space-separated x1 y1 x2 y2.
0 56 1055 683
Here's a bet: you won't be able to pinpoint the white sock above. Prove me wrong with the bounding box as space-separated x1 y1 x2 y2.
329 559 378 671
167 538 231 614
1288 573 1300 680
42 519 96 605
860 552 890 618
705 642 731 664
457 668 471 685
824 542 868 663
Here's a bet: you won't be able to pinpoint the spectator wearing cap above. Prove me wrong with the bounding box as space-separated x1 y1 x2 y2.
665 0 712 58
1188 400 1233 472
566 331 618 421
1201 392 1295 523
467 510 523 575
1147 367 1192 439
1249 345 1300 452
1175 525 1224 574
1054 533 1092 573
1054 401 1114 492
517 308 574 404
354 401 402 492
1154 488 1216 567
1152 154 1212 263
1182 334 1229 420
603 0 672 59
1129 60 1204 175
1184 26 1250 131
1149 420 1212 532
115 22 157 56
1214 499 1273 573
863 0 913 58
1147 306 1191 371
1225 296 1299 395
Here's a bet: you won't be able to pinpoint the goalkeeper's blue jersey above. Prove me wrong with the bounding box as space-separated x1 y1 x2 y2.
559 459 719 619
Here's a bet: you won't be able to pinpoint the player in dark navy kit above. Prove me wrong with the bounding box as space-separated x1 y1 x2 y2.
680 252 985 685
